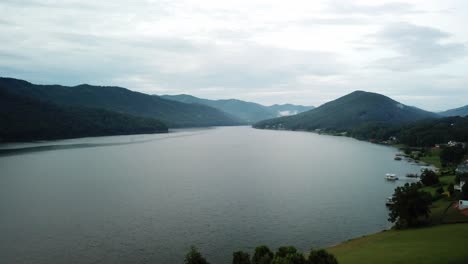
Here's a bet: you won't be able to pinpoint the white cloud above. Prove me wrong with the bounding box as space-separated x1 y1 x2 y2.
370 22 466 71
0 0 467 110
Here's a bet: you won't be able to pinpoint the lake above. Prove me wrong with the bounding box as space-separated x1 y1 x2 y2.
0 126 422 263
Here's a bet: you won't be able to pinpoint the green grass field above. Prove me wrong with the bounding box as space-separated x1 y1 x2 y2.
420 148 442 168
327 145 468 264
328 223 468 264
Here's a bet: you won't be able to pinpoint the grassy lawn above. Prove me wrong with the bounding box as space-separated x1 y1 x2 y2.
429 198 452 225
420 148 442 168
328 145 468 264
328 223 468 264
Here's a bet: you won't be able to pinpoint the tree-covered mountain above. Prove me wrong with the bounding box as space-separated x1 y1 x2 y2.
439 105 468 117
0 90 168 142
0 77 243 127
161 94 313 123
254 91 438 131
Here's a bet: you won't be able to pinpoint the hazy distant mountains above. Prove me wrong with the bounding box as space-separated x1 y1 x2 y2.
439 105 468 117
2 76 467 143
254 91 438 131
161 94 314 123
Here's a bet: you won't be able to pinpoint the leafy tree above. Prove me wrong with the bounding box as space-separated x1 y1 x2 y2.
233 251 251 264
271 246 306 264
420 169 439 186
387 183 432 228
308 249 338 264
275 246 298 258
184 246 210 264
272 253 306 264
440 145 466 166
258 255 273 264
252 246 274 264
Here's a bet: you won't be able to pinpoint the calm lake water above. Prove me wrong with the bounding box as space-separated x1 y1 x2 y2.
0 126 422 263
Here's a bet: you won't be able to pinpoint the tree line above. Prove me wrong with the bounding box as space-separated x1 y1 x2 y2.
349 116 468 148
184 245 338 264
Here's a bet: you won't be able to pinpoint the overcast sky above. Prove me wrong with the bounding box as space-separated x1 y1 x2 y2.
1 0 467 111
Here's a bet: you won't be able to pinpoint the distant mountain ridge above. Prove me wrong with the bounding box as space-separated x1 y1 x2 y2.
161 94 314 123
0 77 243 128
254 91 438 131
439 105 468 117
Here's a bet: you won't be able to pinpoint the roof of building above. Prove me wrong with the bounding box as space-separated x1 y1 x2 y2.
457 161 468 174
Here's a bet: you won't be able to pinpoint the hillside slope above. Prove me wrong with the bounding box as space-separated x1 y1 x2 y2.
254 91 437 131
440 105 468 117
0 90 168 142
0 78 242 127
328 224 468 264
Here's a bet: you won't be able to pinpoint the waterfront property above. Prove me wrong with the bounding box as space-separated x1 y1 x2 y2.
456 160 468 174
455 178 466 191
459 200 468 210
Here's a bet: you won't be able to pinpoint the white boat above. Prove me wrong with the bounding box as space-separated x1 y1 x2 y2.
385 173 398 181
386 197 395 206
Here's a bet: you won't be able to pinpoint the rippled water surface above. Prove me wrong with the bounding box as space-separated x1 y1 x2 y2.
0 127 422 263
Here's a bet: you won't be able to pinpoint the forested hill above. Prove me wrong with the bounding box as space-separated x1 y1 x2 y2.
439 105 468 117
0 77 243 127
161 94 313 123
254 91 437 131
350 116 468 147
0 90 168 142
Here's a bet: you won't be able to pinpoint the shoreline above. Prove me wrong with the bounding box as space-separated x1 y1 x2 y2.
252 127 453 251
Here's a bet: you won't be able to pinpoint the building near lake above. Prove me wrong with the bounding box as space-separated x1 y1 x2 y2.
448 141 466 148
459 200 468 210
456 176 467 190
456 161 468 174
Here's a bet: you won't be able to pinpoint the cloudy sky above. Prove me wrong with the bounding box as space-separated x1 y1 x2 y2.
1 0 467 111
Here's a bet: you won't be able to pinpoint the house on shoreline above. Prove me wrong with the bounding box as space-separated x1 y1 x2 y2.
456 160 468 174
459 200 468 210
455 161 468 191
